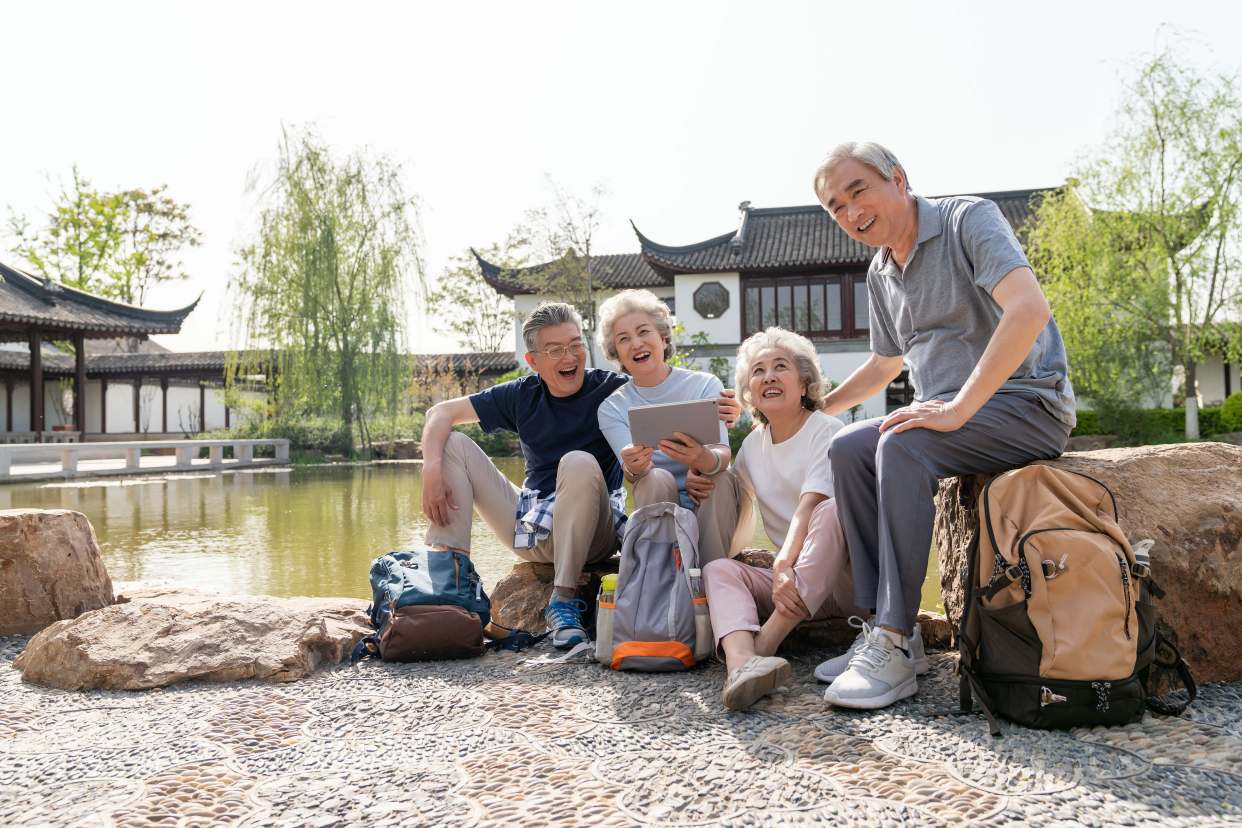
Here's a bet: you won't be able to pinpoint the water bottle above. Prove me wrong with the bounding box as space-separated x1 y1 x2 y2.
595 573 618 665
687 567 713 662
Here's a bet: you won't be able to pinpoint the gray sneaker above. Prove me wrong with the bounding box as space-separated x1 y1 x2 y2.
544 597 588 650
814 617 929 683
822 624 919 710
721 655 792 711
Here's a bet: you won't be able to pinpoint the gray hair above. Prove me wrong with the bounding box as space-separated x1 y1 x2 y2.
595 289 676 365
522 302 584 352
813 141 910 204
734 327 825 425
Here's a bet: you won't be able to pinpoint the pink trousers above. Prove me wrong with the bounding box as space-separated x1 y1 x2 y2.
703 498 863 651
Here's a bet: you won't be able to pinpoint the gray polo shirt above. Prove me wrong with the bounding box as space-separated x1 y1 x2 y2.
867 195 1076 428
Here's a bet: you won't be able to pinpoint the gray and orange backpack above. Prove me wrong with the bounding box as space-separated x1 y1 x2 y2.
597 502 714 671
957 464 1195 735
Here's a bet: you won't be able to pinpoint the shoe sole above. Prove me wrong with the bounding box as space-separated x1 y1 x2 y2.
823 676 918 710
551 631 586 650
815 655 930 684
722 661 793 711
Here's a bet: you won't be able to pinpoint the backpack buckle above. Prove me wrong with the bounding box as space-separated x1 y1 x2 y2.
1004 564 1023 583
1130 562 1151 579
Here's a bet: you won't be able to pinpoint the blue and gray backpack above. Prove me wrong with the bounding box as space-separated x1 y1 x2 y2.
354 550 545 662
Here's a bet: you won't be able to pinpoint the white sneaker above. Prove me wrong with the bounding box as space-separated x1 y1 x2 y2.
822 623 918 710
814 617 929 683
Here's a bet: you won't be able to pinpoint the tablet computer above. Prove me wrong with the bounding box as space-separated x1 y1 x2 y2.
628 399 721 449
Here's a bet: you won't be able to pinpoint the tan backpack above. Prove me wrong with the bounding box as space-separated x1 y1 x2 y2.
957 464 1195 735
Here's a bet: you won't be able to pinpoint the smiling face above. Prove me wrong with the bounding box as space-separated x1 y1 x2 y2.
746 346 807 421
816 158 911 249
611 311 669 379
523 321 587 397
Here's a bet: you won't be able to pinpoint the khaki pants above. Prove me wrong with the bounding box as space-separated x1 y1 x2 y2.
631 466 753 565
425 431 618 590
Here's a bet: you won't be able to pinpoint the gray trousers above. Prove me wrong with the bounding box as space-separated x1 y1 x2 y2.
831 393 1071 632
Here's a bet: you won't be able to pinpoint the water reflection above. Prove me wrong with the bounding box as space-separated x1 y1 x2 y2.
1 462 940 611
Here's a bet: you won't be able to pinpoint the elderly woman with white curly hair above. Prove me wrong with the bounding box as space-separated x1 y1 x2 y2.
596 289 740 512
692 327 865 711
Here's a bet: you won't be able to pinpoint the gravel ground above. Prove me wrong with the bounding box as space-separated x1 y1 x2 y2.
2 635 1239 827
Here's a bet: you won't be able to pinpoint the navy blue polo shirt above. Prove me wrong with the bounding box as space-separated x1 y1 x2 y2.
469 369 628 496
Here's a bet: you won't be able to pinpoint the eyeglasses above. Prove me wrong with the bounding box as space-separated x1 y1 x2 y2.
533 342 588 360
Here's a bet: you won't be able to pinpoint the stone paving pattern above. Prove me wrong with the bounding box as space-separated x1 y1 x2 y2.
2 635 1240 827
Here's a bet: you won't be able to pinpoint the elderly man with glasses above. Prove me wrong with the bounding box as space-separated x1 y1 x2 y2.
420 302 632 648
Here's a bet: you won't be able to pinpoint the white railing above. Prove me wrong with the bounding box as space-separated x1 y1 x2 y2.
0 438 291 481
1 431 81 444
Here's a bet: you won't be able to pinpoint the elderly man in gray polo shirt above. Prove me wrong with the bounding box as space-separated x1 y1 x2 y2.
811 142 1076 710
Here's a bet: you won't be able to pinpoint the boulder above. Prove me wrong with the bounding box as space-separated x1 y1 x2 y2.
935 443 1242 683
490 558 620 632
0 509 114 635
13 587 371 690
1065 434 1117 452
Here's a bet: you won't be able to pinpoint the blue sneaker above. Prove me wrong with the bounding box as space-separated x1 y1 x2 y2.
544 597 588 650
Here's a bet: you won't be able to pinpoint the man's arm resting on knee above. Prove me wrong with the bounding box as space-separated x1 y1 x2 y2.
823 353 905 416
420 396 481 526
884 266 1052 434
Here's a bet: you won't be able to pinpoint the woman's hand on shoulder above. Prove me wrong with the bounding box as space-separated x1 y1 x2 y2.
716 389 740 428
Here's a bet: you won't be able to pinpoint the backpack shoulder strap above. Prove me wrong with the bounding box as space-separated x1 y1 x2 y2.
1144 632 1198 716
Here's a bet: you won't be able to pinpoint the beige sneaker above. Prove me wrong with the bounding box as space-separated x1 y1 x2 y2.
721 655 792 711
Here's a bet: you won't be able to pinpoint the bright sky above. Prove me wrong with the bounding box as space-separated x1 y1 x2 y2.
3 1 1240 354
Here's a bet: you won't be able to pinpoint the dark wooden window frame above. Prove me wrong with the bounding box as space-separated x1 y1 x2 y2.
741 271 870 340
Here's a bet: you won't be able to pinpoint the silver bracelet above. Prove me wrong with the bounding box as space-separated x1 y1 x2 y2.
703 448 725 476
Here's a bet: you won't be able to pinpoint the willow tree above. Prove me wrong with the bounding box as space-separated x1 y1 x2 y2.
230 130 421 450
1028 48 1242 439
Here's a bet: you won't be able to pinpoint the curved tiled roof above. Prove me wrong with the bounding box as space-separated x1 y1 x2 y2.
633 188 1054 276
0 348 517 378
0 261 200 336
472 249 669 298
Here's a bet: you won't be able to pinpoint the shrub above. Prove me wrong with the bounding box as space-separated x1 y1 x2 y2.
1221 391 1242 433
1070 405 1224 443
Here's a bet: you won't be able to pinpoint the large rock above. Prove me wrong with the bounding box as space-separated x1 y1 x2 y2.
490 558 620 632
13 587 371 690
0 509 114 635
935 443 1242 683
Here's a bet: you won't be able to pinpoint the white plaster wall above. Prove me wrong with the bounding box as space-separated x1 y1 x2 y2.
167 386 203 434
203 388 228 430
1197 354 1236 405
11 384 30 432
85 380 103 433
103 381 138 433
674 273 741 345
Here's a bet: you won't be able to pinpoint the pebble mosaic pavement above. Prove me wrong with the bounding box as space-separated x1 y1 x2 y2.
2 635 1240 827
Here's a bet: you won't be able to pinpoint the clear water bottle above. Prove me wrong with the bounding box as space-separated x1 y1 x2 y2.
687 567 713 662
595 573 618 665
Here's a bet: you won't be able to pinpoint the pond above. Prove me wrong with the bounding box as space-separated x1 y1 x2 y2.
0 460 942 612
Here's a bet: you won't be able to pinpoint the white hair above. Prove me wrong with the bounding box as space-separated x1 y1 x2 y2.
522 302 583 352
734 327 825 425
813 141 910 203
595 289 675 365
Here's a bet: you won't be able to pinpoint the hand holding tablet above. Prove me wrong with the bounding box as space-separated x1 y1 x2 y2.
627 398 721 449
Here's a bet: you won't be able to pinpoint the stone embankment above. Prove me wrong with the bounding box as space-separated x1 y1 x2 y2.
935 442 1242 683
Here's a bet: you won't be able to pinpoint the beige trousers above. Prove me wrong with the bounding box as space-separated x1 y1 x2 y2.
425 431 618 589
631 466 753 565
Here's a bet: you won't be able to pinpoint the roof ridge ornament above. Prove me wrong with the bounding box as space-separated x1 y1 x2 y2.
41 276 64 294
730 201 752 254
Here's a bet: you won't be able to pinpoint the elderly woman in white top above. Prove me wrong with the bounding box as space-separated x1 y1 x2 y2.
596 289 740 517
691 327 865 711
